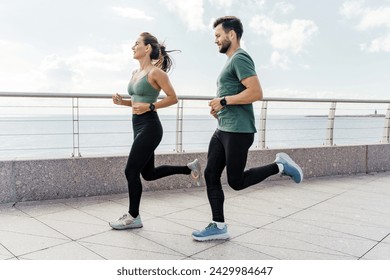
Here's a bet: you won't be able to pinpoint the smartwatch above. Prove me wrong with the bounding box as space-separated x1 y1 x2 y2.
149 103 155 112
220 97 227 107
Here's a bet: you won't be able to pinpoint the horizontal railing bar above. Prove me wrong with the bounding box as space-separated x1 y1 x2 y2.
1 91 390 104
0 133 73 137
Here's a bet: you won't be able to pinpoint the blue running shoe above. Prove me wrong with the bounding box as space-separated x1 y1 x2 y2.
192 223 230 241
275 152 303 183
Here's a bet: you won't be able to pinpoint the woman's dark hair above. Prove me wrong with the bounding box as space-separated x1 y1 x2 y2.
140 32 179 73
213 16 243 40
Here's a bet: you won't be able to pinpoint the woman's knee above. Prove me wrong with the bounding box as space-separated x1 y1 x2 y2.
227 176 244 191
141 172 155 181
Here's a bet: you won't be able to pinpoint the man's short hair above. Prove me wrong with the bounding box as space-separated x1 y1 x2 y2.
213 16 243 40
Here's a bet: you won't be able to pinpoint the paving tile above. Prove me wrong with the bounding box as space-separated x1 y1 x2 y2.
266 227 377 257
0 244 14 260
227 195 302 217
136 230 222 257
0 205 29 217
0 230 69 256
192 241 277 260
246 184 336 209
136 217 194 235
36 208 107 225
163 207 212 223
0 214 68 239
232 228 354 257
308 201 390 228
20 241 104 260
79 230 183 257
361 243 390 260
15 201 73 217
224 207 281 228
36 218 110 240
290 209 390 241
239 243 353 260
81 242 184 260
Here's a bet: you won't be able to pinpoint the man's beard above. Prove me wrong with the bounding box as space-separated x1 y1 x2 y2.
219 39 231 53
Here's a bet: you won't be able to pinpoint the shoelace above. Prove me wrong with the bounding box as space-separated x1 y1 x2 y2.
119 214 130 221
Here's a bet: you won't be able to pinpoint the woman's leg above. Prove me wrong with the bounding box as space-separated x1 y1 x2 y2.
125 118 163 218
141 152 191 181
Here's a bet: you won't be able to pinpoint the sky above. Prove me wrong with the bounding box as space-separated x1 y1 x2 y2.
1 0 390 100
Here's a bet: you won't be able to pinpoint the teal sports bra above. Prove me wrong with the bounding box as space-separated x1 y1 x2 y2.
127 73 160 103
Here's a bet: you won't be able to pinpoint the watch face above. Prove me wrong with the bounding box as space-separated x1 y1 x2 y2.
220 98 227 106
149 103 155 111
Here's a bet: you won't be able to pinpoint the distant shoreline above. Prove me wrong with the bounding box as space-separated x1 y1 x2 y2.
305 114 385 118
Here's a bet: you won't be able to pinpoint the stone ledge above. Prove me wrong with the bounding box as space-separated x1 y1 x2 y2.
1 144 389 204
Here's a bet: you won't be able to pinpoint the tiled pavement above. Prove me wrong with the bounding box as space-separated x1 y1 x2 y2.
1 172 390 260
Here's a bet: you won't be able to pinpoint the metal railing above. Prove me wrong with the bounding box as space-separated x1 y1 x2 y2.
1 92 389 159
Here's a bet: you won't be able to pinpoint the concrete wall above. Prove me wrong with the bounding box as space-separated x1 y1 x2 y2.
1 144 390 204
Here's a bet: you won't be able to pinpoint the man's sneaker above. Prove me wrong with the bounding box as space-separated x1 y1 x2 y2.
187 158 203 187
192 223 230 241
275 152 303 183
109 213 143 230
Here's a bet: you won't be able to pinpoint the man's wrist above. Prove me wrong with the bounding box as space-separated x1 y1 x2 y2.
220 97 227 107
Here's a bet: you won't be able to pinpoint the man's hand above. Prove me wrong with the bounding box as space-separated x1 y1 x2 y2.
210 108 218 119
209 97 224 113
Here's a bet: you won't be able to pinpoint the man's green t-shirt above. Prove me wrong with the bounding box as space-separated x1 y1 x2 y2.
216 48 257 133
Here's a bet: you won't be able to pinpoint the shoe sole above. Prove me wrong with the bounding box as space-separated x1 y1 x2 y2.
109 223 143 230
276 152 303 183
192 233 230 241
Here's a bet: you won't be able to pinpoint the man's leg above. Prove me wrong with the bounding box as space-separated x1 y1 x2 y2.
204 130 227 223
223 131 279 191
192 130 230 241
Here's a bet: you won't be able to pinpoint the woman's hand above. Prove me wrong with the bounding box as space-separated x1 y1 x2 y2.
133 103 152 115
112 93 123 105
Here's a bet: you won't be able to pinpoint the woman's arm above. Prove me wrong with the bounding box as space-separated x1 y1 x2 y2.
112 93 132 107
150 68 178 109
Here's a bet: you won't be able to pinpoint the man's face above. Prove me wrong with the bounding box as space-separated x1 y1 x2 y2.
214 24 231 54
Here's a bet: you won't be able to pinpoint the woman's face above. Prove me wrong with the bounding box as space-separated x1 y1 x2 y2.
132 36 148 59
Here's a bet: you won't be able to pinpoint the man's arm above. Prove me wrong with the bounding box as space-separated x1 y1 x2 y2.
209 75 263 112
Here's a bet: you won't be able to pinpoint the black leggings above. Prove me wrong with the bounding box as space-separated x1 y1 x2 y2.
204 129 279 222
125 112 191 218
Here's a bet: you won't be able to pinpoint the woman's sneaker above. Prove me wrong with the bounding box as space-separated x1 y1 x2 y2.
192 223 230 241
275 152 303 183
109 213 143 230
187 158 203 187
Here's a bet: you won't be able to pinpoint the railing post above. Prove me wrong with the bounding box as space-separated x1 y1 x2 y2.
325 102 337 146
382 104 390 144
71 97 81 157
258 101 268 149
175 99 184 152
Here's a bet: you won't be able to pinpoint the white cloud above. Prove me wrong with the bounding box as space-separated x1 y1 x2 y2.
361 33 390 52
274 2 295 15
339 1 364 19
250 15 318 53
340 1 390 52
208 0 233 9
160 0 206 31
112 7 154 21
270 51 290 70
340 1 390 30
0 41 135 93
